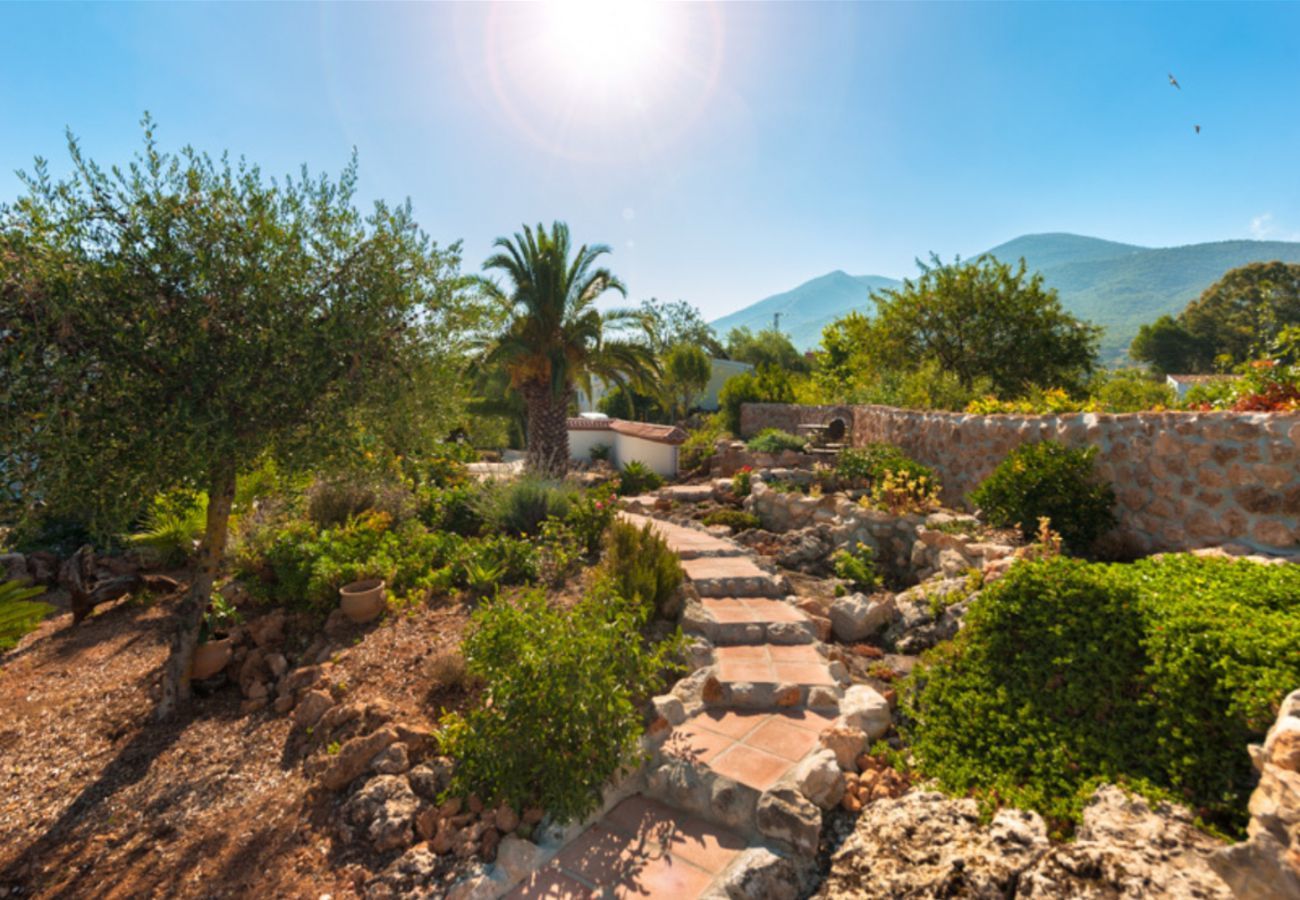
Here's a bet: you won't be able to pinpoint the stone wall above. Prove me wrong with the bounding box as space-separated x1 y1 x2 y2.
739 403 855 438
739 403 1300 556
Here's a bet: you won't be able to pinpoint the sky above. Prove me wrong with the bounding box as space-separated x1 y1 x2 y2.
2 2 1299 321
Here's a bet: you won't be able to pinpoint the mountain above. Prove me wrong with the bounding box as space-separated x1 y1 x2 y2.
713 233 1300 362
709 270 901 351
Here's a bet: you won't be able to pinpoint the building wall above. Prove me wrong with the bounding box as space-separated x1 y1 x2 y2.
613 434 678 477
739 402 1300 555
695 359 755 412
568 428 613 462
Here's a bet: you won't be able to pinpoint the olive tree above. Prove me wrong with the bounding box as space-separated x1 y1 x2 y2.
0 120 473 718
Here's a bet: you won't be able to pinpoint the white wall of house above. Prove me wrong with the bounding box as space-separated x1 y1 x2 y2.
612 434 678 477
695 359 754 411
568 428 612 462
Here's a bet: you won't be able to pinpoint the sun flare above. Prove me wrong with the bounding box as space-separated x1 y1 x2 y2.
541 0 671 93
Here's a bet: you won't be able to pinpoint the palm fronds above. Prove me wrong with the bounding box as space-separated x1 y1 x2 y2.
0 580 54 651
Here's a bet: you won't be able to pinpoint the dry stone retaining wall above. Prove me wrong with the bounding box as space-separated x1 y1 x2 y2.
740 403 1300 556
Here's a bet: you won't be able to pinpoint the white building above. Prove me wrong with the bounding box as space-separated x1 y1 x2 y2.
567 415 686 477
574 358 754 413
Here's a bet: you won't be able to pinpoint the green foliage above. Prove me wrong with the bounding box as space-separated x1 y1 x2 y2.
564 486 617 556
240 511 464 612
718 365 794 435
832 542 880 591
128 490 208 567
679 414 727 473
745 429 808 454
731 467 753 498
638 298 724 356
1181 261 1300 369
437 582 681 822
597 520 684 620
724 326 810 373
969 441 1115 553
835 443 935 486
0 580 54 651
904 555 1300 835
305 475 416 530
199 592 244 642
700 509 761 531
616 461 663 497
1130 315 1212 375
415 483 485 536
588 443 612 462
477 477 578 537
1087 369 1176 412
598 384 671 424
663 343 713 420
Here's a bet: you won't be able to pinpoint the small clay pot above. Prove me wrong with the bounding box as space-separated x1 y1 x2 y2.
191 637 233 680
339 578 387 624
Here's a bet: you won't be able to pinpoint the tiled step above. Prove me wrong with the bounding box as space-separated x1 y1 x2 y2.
680 556 785 598
618 512 745 560
686 597 817 645
646 709 837 844
505 795 748 899
702 644 842 710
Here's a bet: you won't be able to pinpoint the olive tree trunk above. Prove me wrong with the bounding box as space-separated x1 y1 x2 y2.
522 383 571 478
155 458 237 721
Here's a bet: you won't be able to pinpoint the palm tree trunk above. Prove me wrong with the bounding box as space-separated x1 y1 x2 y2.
522 383 571 477
155 457 236 721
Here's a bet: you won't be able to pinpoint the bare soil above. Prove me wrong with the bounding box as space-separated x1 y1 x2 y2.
0 583 471 900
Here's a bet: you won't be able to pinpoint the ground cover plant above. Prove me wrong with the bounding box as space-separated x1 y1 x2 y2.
701 509 761 532
969 440 1115 553
903 555 1300 837
745 428 808 454
616 460 664 496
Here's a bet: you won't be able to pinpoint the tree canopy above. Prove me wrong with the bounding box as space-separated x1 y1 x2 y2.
1131 261 1300 373
638 298 722 356
724 326 809 373
662 343 712 421
0 119 474 716
843 254 1100 397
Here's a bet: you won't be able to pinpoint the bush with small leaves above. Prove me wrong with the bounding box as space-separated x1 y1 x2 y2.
701 509 761 532
477 477 578 537
969 441 1115 554
437 581 682 822
832 542 881 591
745 428 808 454
597 519 684 620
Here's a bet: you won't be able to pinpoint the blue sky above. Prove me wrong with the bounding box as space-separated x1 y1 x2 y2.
2 2 1298 320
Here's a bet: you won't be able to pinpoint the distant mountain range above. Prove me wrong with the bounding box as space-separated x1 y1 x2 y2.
711 233 1300 361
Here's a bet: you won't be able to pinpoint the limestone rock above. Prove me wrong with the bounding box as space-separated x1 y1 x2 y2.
320 726 398 791
341 774 417 852
703 847 802 900
820 721 869 772
292 689 335 730
756 786 821 855
793 749 845 810
364 844 440 899
839 685 891 740
829 592 896 643
495 834 542 884
371 742 411 775
408 758 454 803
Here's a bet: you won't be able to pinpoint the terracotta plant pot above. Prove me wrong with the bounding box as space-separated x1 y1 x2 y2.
191 637 233 680
340 578 387 624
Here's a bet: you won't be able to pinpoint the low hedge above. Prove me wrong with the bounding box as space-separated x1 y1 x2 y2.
903 554 1300 837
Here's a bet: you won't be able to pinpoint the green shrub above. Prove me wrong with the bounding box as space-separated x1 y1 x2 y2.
564 486 617 556
679 415 726 472
745 429 808 454
732 467 753 498
436 582 681 822
128 490 207 567
597 519 684 620
718 366 794 435
969 441 1115 553
478 478 577 537
616 461 663 497
903 555 1300 836
835 443 934 486
0 580 54 650
832 541 881 591
701 509 761 531
589 442 612 463
305 475 416 530
416 483 485 536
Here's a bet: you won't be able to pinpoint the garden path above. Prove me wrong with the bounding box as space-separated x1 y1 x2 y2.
504 504 842 898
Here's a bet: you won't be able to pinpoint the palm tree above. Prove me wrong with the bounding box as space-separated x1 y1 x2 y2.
478 222 658 475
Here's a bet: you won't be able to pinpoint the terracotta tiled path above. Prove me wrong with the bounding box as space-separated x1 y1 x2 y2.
505 507 839 897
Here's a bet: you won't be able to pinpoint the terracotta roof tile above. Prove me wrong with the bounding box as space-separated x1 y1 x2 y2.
566 417 687 445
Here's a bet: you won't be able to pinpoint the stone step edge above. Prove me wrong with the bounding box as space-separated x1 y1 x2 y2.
681 599 818 646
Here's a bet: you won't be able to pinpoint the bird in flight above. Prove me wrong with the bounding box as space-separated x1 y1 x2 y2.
1194 124 1201 134
1169 73 1181 89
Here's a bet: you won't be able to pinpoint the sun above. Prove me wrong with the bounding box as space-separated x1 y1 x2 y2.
540 0 671 95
